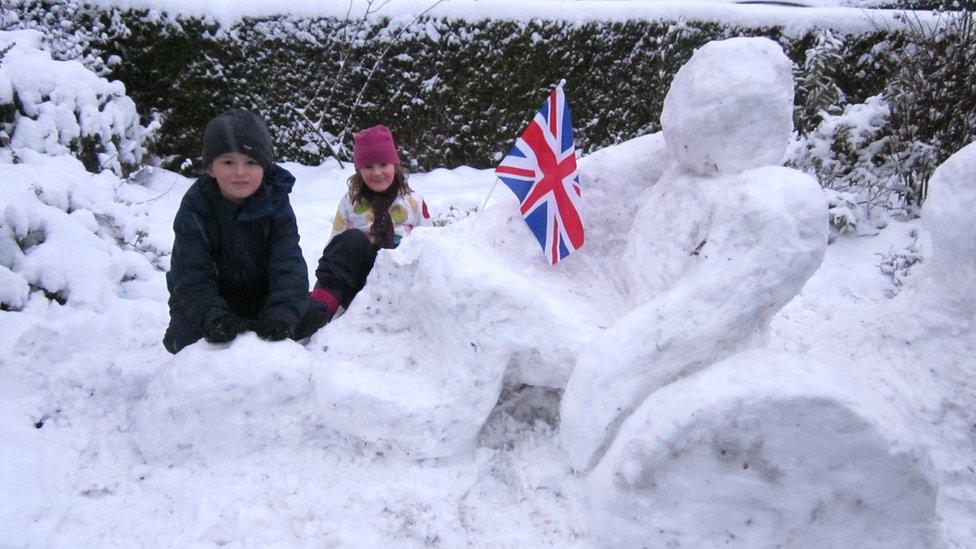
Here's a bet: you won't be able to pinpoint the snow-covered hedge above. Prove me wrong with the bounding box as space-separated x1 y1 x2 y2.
5 2 970 233
0 29 156 177
3 0 895 173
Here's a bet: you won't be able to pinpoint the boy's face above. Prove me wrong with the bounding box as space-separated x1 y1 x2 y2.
359 162 396 193
208 152 264 203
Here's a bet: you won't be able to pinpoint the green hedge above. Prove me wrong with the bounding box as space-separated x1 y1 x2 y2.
6 1 897 172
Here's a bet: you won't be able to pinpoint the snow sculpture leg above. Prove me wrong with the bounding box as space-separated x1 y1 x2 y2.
560 37 828 471
920 140 976 312
587 351 939 548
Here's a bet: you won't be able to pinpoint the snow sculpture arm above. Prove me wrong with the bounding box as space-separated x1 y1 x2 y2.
560 167 828 472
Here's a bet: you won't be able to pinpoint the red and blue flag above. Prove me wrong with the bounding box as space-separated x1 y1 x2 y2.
495 83 584 265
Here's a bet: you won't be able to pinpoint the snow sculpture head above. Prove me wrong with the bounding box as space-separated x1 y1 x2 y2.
661 37 794 176
921 140 976 310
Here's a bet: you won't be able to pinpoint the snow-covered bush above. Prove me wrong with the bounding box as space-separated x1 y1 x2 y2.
787 95 915 235
876 228 923 297
884 4 976 208
793 28 846 134
0 29 155 177
0 150 166 312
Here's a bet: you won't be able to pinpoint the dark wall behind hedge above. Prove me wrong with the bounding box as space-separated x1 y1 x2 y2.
6 2 894 172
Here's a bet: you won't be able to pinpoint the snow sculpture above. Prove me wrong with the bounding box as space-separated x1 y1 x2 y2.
560 37 829 471
920 140 976 312
308 136 673 458
130 334 316 465
587 351 940 547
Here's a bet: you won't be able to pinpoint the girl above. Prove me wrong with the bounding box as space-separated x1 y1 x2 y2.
163 109 311 353
305 125 430 328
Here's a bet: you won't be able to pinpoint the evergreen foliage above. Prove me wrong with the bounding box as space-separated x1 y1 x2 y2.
794 28 846 134
882 4 976 207
2 1 893 173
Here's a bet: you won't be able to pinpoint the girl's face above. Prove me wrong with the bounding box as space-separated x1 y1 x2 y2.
208 152 264 203
359 162 396 193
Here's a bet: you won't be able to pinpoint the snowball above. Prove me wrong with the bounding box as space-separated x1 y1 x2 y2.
129 334 317 465
921 140 976 311
588 350 939 548
561 166 828 471
661 37 794 175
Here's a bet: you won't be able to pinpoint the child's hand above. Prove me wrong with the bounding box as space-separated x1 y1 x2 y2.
204 314 248 344
255 318 290 342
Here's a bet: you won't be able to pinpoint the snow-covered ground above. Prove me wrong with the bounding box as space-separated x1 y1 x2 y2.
2 13 974 549
2 147 973 547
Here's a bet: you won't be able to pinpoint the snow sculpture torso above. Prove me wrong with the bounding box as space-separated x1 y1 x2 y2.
560 37 829 471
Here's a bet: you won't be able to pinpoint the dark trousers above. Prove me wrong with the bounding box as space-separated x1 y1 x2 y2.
314 228 378 308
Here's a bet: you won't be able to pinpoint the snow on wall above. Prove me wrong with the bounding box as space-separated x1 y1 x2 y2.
87 0 934 37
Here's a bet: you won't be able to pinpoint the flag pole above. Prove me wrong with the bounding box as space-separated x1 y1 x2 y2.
480 177 501 213
472 176 502 231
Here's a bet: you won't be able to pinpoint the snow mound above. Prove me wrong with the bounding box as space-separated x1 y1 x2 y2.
308 135 673 459
0 30 155 176
130 334 316 465
662 37 794 176
921 140 976 311
588 350 939 547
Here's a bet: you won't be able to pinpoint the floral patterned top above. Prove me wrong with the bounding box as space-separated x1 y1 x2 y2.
330 192 431 245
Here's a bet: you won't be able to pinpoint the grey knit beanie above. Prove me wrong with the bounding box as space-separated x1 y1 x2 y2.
202 109 274 168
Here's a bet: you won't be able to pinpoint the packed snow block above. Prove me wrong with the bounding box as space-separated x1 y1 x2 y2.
562 166 828 471
130 334 316 465
661 37 794 176
921 140 976 312
310 212 603 458
588 350 939 548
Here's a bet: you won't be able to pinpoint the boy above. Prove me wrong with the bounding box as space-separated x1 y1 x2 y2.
163 109 309 354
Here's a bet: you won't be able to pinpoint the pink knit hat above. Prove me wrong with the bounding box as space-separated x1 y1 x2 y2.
353 125 401 170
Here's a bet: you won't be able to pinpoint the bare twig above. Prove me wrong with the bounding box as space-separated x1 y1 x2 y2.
339 0 450 141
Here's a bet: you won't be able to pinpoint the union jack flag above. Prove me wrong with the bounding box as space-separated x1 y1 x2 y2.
495 83 584 265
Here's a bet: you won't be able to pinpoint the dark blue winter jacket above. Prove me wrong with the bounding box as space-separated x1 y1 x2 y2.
163 164 309 353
